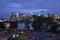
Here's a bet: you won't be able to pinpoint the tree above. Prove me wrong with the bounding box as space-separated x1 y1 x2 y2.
32 16 43 31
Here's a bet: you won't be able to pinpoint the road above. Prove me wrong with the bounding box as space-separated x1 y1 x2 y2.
0 31 60 40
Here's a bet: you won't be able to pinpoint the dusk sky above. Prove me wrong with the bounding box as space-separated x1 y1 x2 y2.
0 0 60 18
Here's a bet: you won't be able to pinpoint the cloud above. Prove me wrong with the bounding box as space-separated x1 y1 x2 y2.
7 3 23 7
0 0 23 8
0 0 60 16
7 0 33 3
0 3 23 8
19 9 47 12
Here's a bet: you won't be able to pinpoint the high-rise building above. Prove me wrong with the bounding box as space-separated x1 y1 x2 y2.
48 13 53 17
11 12 16 19
16 13 19 19
28 12 33 17
28 12 33 21
54 14 60 19
10 12 17 21
19 14 25 21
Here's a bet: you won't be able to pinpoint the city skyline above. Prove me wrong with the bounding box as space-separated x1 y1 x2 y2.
0 0 60 18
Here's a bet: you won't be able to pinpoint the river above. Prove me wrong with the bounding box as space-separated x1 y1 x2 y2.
17 23 33 30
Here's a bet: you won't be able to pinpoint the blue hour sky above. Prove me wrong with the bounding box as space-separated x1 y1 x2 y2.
0 0 60 18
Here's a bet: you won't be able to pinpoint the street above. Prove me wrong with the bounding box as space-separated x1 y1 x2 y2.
0 31 60 40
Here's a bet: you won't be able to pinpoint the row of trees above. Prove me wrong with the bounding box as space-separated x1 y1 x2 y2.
32 15 60 33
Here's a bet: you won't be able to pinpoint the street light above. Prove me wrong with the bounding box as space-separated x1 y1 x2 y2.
5 24 10 28
12 34 15 38
16 34 19 37
5 23 10 29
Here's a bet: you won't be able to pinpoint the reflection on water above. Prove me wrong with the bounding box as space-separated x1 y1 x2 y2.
17 23 60 31
18 23 25 30
17 23 33 30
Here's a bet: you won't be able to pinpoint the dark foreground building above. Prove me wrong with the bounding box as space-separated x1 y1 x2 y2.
0 21 18 30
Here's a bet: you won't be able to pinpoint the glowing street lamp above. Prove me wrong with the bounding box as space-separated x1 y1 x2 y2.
6 24 10 27
16 34 19 37
5 23 10 29
12 34 15 38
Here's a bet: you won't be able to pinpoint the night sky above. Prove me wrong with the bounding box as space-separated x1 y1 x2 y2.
0 0 60 18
